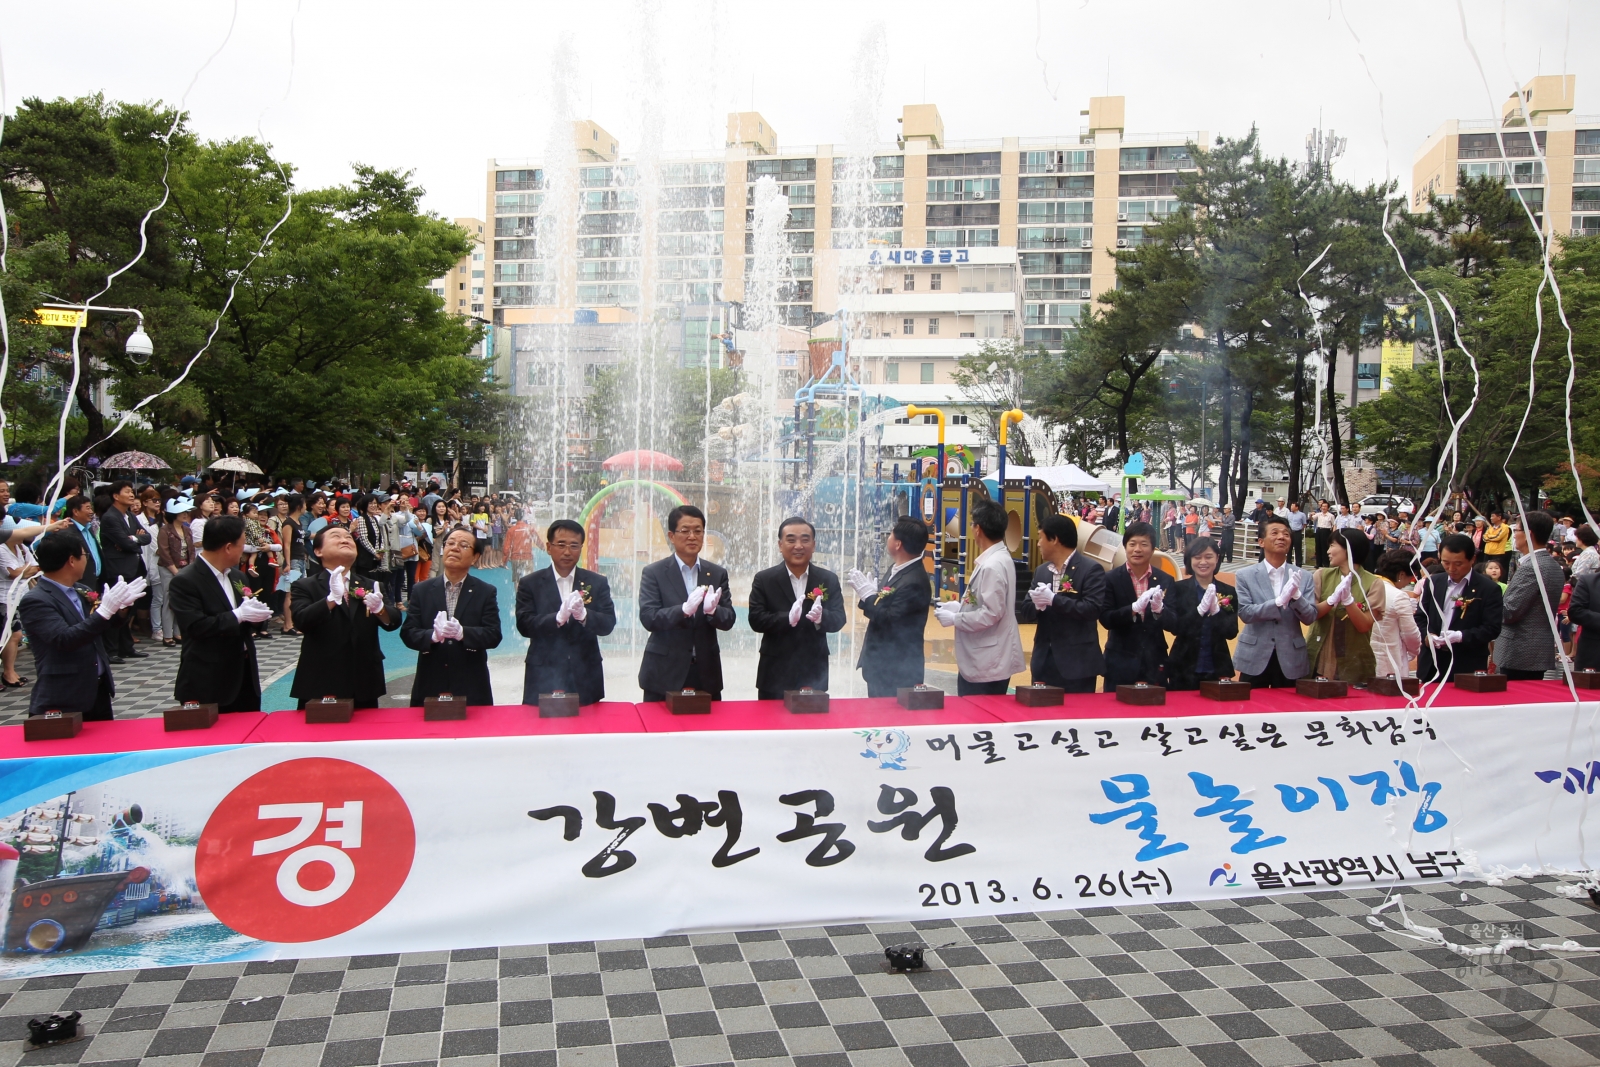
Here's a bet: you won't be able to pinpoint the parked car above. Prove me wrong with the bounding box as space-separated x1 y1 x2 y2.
1357 494 1411 518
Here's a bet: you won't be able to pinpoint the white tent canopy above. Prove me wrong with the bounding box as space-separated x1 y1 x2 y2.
989 463 1113 494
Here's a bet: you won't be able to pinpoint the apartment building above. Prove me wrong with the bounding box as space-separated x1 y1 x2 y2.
1412 74 1598 237
430 218 488 318
484 96 1206 358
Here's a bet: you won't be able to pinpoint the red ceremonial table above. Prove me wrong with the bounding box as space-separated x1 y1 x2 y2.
0 682 1583 756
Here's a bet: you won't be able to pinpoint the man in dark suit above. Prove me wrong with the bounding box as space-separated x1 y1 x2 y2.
847 517 933 697
638 505 736 701
290 525 403 709
1019 515 1107 693
168 514 272 712
1417 532 1504 682
99 480 153 661
1099 521 1176 687
516 519 616 706
748 517 846 699
64 495 100 592
402 525 502 705
17 532 144 719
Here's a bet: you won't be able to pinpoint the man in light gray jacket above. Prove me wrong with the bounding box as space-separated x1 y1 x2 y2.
934 501 1024 695
1233 514 1319 687
1495 510 1566 680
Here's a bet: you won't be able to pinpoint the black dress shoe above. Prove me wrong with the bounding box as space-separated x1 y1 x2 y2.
108 656 126 665
128 650 150 658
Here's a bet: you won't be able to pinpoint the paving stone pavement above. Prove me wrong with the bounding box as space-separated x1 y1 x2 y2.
0 880 1598 1067
0 632 305 727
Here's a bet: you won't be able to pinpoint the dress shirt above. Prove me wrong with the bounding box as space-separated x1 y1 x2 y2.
1287 510 1306 531
1443 576 1468 629
1315 512 1336 530
676 554 699 594
888 558 919 581
554 567 575 600
41 576 84 618
1129 566 1151 599
787 566 808 603
74 521 101 573
201 555 238 608
1264 558 1289 597
444 576 465 617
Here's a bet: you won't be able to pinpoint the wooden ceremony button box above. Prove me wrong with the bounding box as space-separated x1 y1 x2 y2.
1014 684 1065 707
1116 684 1165 706
784 689 830 714
1455 671 1507 693
1296 677 1349 699
1573 669 1600 690
1370 675 1421 697
424 693 469 721
24 711 82 741
306 697 354 723
1199 680 1252 702
897 685 945 710
538 691 581 718
665 689 712 715
163 702 218 732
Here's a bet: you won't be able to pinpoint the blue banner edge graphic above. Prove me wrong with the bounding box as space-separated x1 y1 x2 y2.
0 747 243 815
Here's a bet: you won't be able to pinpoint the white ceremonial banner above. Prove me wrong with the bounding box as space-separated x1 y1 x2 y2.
1 699 1597 976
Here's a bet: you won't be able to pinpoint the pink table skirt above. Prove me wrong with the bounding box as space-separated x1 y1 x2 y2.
0 681 1584 758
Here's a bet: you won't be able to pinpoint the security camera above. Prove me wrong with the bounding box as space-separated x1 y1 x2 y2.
125 327 153 365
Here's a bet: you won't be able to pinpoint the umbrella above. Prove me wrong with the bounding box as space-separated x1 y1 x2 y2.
601 450 683 473
102 450 171 471
209 457 263 475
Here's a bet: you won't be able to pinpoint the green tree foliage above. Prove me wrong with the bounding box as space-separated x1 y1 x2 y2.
1 94 496 482
949 339 1061 466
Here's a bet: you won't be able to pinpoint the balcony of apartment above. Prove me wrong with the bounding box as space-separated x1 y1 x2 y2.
1019 150 1093 174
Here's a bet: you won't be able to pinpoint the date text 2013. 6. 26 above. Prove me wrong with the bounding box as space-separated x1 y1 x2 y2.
918 871 1175 908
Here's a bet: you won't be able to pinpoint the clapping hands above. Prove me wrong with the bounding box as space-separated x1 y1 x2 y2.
1028 582 1055 610
846 568 876 601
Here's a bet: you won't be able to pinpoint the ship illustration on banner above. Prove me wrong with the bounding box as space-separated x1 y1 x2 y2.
0 792 214 962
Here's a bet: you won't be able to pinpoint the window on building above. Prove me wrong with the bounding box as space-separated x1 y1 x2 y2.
930 273 942 291
903 318 915 335
928 318 940 335
921 363 935 384
459 282 466 290
885 362 899 384
950 414 969 425
1356 362 1381 389
894 415 910 424
903 273 915 291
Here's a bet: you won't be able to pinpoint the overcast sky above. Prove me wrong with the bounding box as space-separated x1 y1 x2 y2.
3 0 1594 220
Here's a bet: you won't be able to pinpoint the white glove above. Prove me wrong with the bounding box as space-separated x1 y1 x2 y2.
1327 571 1354 609
1198 584 1218 617
1275 569 1302 608
934 602 960 628
1148 586 1165 615
701 586 721 616
94 575 148 618
569 589 588 623
846 568 876 601
806 595 824 624
443 617 465 642
363 589 386 615
327 566 348 605
1429 630 1462 649
1131 588 1155 617
1029 583 1056 610
555 591 573 626
683 585 707 617
233 597 273 624
432 610 450 643
788 597 804 627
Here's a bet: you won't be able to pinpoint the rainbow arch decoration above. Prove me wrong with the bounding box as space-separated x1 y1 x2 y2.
577 480 691 569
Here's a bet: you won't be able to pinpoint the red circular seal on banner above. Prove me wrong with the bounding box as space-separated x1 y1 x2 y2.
197 758 415 943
